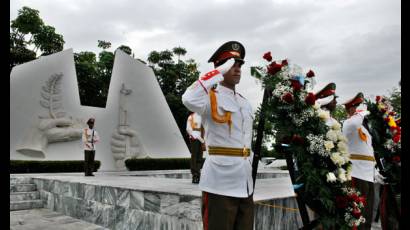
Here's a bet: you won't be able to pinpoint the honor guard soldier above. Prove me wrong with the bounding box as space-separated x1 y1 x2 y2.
186 112 205 184
182 41 255 230
316 82 338 126
82 118 100 176
342 93 384 230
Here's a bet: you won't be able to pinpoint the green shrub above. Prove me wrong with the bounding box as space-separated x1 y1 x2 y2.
10 160 101 173
125 158 199 171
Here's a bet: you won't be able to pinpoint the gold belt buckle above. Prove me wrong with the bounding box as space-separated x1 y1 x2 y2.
243 146 247 159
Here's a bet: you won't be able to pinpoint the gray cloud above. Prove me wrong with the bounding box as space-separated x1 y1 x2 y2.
11 0 400 110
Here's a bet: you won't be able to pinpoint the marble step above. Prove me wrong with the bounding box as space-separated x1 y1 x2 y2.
10 177 33 185
10 184 36 192
10 200 43 211
10 191 40 201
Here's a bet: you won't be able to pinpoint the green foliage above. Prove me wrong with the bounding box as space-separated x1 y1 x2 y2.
75 41 133 107
365 97 401 194
331 104 347 121
251 58 363 229
97 40 111 50
386 83 401 116
125 158 197 171
147 48 200 146
10 160 101 173
10 6 65 72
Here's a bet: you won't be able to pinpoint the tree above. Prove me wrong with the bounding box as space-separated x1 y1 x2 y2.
75 41 134 107
10 6 64 72
386 82 401 116
172 46 187 62
147 48 200 146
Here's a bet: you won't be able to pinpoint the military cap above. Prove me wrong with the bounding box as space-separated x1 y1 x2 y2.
87 118 95 125
343 92 364 109
315 83 336 99
208 41 245 67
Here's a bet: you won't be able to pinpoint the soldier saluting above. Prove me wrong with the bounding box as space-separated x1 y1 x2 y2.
182 41 254 230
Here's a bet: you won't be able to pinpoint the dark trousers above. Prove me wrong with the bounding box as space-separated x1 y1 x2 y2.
84 150 95 176
380 185 400 230
352 177 375 230
189 139 203 178
201 192 254 230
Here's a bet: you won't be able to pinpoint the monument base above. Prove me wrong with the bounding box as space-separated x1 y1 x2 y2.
11 169 303 230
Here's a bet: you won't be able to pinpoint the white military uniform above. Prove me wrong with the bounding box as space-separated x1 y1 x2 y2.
82 128 100 151
342 112 376 182
186 113 203 142
182 72 254 198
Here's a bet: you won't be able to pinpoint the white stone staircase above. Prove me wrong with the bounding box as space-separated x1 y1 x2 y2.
10 177 43 211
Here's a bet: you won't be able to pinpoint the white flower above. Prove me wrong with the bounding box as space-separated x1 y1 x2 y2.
318 110 330 120
330 152 344 166
337 132 347 142
337 142 348 153
338 168 347 182
331 121 342 130
326 172 337 183
324 141 335 151
313 102 320 110
326 130 338 142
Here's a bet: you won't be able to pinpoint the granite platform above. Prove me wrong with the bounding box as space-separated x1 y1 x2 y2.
11 169 305 230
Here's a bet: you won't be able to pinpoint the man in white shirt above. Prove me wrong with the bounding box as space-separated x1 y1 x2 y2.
82 118 100 176
186 112 205 184
182 41 254 230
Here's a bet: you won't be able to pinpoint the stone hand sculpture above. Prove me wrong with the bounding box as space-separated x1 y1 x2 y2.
16 117 84 158
16 73 84 158
111 126 145 169
111 83 147 170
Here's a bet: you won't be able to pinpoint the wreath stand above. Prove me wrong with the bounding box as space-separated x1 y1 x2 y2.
252 89 319 230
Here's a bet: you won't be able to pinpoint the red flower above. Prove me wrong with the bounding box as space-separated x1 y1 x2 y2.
306 70 315 78
389 111 396 116
392 155 401 162
305 93 316 105
263 52 272 62
348 193 358 202
393 134 400 143
352 224 358 230
336 196 348 209
267 62 283 75
396 118 401 125
282 92 294 103
351 208 362 218
282 59 288 66
381 108 387 113
290 79 303 91
291 134 304 145
376 96 381 102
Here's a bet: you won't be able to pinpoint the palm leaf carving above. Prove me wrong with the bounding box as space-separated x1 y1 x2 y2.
39 73 66 119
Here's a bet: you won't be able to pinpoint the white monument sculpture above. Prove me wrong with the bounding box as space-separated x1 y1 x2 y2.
10 48 190 171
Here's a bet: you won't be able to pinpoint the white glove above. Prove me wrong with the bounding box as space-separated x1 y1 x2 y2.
356 110 370 117
216 58 236 75
190 132 205 143
374 170 386 184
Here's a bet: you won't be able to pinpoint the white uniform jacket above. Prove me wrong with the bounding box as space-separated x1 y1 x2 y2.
182 72 254 198
342 113 376 182
186 113 202 141
82 128 100 151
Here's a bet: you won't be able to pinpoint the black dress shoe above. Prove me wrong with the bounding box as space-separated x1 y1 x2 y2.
192 176 200 184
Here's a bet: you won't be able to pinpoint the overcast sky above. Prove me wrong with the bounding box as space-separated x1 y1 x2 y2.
10 0 401 111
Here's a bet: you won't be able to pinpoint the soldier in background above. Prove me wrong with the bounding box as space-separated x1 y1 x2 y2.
186 112 205 184
82 118 100 176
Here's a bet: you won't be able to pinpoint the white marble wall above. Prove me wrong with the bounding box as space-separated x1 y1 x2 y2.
10 49 190 171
